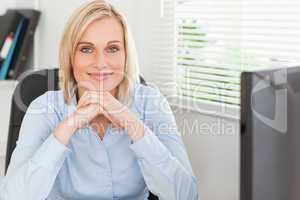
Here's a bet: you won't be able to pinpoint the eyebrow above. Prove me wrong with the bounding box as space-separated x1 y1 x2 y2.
77 40 121 46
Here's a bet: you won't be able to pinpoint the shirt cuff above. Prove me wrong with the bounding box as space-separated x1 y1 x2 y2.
31 134 71 171
129 126 170 165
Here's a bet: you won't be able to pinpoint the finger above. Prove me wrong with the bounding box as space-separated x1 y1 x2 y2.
102 93 127 114
104 112 121 128
78 91 112 110
77 92 122 129
101 107 123 129
77 91 90 109
97 105 119 128
76 102 98 116
77 92 102 109
112 123 123 131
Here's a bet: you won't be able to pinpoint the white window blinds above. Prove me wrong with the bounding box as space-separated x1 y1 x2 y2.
156 0 300 113
149 0 177 98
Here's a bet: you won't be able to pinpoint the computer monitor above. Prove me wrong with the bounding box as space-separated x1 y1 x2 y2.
240 66 300 200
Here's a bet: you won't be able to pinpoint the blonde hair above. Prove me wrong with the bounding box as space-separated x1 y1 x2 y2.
59 0 140 105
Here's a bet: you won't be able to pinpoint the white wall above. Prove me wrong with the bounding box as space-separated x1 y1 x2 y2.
0 0 35 13
1 0 241 199
0 0 14 13
173 107 240 200
0 81 18 175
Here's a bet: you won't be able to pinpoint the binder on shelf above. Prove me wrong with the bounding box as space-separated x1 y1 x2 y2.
0 9 40 80
8 10 41 79
0 10 23 52
0 18 26 80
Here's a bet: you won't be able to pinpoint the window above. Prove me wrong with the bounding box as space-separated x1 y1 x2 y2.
156 0 300 118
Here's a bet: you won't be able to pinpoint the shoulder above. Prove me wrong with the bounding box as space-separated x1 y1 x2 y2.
132 83 176 133
27 90 67 118
133 82 165 102
132 82 170 115
30 90 64 106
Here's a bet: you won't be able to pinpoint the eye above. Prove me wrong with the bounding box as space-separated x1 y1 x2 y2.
80 46 94 54
106 46 120 53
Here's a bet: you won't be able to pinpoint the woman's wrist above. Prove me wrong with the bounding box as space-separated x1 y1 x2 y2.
125 116 145 143
64 113 82 131
53 115 78 146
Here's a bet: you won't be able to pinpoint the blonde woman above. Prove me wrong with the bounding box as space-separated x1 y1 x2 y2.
0 0 198 199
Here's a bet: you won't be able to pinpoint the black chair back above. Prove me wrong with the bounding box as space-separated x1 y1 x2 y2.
6 68 59 172
5 68 158 200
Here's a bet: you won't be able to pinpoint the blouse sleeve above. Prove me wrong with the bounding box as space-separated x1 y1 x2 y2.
0 92 71 200
130 85 199 200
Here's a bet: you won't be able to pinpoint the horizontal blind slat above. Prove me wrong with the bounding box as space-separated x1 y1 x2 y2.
178 64 241 77
180 84 240 97
181 91 240 105
180 81 241 91
182 73 240 84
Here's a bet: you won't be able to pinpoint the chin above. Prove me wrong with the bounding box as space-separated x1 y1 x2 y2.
90 79 121 92
80 72 122 91
94 85 115 92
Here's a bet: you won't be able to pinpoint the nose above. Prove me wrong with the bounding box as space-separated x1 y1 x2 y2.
95 52 107 69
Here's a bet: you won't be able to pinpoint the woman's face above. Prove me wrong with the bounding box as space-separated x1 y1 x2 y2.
73 16 126 96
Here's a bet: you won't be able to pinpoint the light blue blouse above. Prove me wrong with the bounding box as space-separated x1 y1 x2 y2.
0 83 199 200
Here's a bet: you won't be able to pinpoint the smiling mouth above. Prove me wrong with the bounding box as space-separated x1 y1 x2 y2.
88 72 113 81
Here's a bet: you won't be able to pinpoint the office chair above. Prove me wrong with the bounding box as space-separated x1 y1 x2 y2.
5 68 159 200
